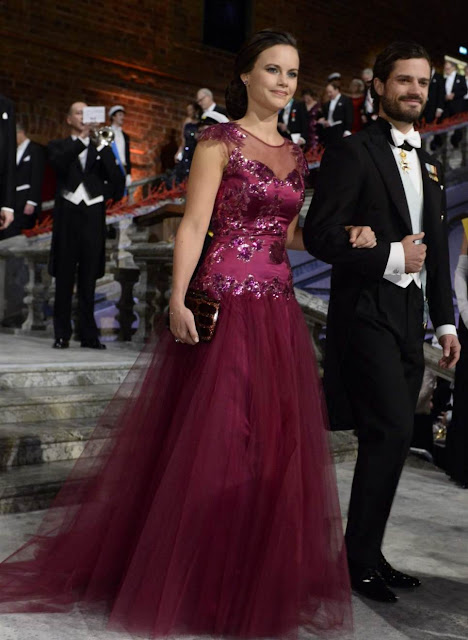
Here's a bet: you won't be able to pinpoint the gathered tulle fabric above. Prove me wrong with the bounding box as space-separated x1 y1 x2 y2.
0 123 352 639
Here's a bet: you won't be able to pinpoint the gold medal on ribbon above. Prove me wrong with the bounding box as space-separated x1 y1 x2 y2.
399 149 410 173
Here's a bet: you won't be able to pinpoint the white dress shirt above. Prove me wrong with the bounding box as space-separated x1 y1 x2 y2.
445 70 456 95
16 138 37 207
62 136 104 206
327 94 342 125
383 123 456 338
282 99 293 125
111 125 126 167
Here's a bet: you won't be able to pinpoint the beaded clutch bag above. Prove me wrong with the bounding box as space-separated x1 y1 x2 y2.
185 290 220 342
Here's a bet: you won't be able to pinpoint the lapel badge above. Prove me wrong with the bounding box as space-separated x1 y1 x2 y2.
425 162 439 182
2 112 8 119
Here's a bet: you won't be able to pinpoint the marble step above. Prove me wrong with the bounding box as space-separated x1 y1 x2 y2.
0 361 133 389
0 384 122 423
0 459 77 514
0 418 101 471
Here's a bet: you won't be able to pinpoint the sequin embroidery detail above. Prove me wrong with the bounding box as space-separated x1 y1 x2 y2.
200 273 293 300
229 236 264 262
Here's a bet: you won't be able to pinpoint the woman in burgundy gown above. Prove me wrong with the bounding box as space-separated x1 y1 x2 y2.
0 29 376 639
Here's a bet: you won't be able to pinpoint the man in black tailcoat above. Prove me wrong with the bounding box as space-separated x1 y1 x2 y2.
278 97 309 146
48 101 125 350
304 42 460 603
9 121 45 236
442 59 467 148
0 94 16 234
422 67 445 124
318 81 353 146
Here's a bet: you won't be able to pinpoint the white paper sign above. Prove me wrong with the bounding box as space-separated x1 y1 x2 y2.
83 106 106 124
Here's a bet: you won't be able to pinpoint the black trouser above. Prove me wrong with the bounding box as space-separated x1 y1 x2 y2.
342 281 425 568
53 199 103 342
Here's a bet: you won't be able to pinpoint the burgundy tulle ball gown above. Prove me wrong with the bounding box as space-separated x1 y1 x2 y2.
0 123 352 638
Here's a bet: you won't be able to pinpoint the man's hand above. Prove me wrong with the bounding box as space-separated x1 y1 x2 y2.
23 203 35 215
0 209 14 230
402 232 426 273
446 93 454 101
435 107 444 119
277 122 288 133
346 225 377 248
438 334 461 369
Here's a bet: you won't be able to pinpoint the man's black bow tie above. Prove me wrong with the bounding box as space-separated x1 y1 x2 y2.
376 117 418 151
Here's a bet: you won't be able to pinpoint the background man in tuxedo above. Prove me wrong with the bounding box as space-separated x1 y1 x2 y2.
196 88 227 117
0 93 16 233
442 59 467 148
304 42 460 603
361 67 377 126
278 97 308 145
0 122 45 326
8 122 45 237
318 81 353 146
422 67 445 124
109 105 132 191
48 101 125 350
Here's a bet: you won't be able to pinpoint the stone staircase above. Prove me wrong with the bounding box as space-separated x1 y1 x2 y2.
0 338 138 514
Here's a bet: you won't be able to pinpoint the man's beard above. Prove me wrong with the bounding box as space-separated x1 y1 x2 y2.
381 94 426 124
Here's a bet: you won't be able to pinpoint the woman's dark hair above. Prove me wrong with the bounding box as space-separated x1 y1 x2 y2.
301 88 318 99
370 41 431 109
189 101 203 121
225 29 298 120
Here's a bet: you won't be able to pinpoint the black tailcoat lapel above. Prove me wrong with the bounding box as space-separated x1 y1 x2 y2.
363 128 413 234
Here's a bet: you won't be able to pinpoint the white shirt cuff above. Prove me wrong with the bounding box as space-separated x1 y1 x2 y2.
435 325 458 339
384 242 405 276
125 173 132 187
343 130 352 137
26 200 37 207
1 207 14 214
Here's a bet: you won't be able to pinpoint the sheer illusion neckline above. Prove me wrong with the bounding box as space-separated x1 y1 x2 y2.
235 124 286 148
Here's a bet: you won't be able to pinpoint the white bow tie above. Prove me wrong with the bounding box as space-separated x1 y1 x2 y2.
390 128 421 149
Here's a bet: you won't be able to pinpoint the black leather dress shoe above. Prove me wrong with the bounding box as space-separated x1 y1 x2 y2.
80 339 106 350
350 567 398 603
53 338 69 349
378 556 421 588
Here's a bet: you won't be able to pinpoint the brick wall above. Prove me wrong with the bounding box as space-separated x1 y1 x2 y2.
1 1 466 177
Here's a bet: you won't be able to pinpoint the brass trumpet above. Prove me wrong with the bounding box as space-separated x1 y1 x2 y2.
90 125 115 147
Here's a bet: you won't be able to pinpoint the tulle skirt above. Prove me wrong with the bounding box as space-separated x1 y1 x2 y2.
0 293 352 638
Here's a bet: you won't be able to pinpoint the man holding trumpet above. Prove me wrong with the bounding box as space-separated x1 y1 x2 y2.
48 101 125 350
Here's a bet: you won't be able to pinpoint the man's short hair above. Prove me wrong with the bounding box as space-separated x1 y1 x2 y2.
371 41 431 109
198 88 213 99
326 80 341 92
16 121 26 133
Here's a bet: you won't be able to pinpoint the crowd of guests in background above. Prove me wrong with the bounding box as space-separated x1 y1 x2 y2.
170 59 468 186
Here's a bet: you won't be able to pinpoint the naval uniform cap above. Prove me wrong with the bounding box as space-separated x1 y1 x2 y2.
109 105 126 118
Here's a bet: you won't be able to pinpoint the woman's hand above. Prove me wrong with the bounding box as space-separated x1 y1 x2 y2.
169 303 199 345
345 225 377 249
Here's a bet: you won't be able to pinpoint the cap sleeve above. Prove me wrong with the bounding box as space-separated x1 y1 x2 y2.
198 122 246 146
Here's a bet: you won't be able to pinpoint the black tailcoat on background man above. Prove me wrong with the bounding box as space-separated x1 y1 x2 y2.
48 129 124 347
278 99 309 145
321 94 354 145
303 44 459 603
12 139 45 235
0 94 16 232
422 70 445 124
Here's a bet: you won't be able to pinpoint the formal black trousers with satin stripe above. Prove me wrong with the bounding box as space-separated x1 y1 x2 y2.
53 199 103 342
342 280 425 568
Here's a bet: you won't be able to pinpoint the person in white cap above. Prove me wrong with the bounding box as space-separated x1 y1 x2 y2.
109 105 132 189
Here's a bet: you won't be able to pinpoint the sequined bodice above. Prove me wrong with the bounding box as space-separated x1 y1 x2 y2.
192 123 307 300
